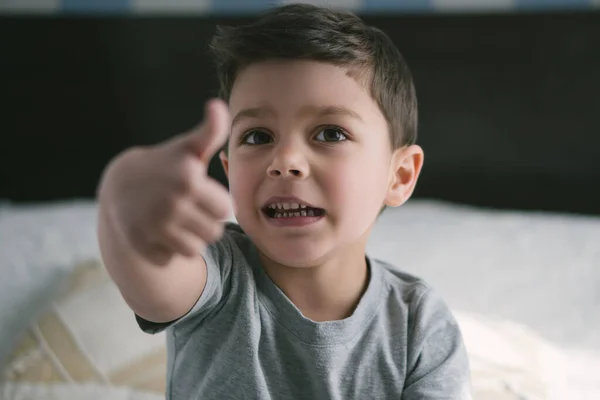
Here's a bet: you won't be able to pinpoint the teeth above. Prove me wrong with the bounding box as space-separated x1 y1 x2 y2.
267 202 320 214
271 210 316 218
268 202 308 210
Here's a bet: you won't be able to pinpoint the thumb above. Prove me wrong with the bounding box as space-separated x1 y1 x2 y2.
192 99 231 164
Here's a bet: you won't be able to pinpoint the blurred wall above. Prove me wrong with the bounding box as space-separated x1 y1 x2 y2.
1 0 599 14
1 5 599 215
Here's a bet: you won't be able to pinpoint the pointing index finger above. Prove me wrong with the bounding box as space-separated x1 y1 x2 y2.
193 99 231 164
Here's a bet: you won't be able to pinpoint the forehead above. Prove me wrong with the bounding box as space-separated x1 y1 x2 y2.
229 59 380 118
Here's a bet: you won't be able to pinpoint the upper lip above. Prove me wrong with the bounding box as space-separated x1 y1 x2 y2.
262 196 322 210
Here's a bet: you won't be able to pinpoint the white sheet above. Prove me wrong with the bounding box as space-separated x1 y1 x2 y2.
2 199 599 398
367 200 600 354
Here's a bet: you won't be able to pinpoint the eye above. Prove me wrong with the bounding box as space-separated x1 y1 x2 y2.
241 129 273 145
314 126 348 142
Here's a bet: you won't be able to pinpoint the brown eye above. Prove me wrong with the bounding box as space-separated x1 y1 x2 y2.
315 127 348 142
242 130 273 145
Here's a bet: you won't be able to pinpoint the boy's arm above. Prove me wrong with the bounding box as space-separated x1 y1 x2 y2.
97 199 208 324
402 288 472 400
96 99 232 325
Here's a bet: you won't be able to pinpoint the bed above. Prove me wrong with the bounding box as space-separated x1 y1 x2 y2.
1 199 599 399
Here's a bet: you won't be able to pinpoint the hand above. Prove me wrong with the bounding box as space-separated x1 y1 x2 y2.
99 99 232 264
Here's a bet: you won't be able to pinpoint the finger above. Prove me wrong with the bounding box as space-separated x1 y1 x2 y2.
127 225 174 266
162 224 206 258
192 178 234 220
190 99 231 164
178 208 225 245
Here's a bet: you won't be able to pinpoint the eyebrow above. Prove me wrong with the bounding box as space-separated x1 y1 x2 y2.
299 105 364 122
231 106 276 128
231 104 363 128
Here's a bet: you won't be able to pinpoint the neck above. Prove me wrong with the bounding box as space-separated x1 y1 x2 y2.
259 243 370 322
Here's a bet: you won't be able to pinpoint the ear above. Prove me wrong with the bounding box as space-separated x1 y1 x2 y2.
384 145 424 207
219 150 230 178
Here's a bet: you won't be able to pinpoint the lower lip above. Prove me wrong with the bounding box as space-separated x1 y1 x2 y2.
263 211 324 227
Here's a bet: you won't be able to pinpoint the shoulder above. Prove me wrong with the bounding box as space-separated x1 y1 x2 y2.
372 258 457 331
204 223 253 268
373 260 471 397
373 258 433 305
203 222 264 297
220 222 253 253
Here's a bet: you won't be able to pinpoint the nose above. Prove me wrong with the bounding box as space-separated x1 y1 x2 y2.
266 141 309 180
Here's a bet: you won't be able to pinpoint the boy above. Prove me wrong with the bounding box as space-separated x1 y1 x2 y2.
97 4 471 399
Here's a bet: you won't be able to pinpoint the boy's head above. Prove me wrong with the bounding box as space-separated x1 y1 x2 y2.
211 4 424 268
211 3 418 150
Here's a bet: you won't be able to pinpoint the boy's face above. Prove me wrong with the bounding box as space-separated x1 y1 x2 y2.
221 60 421 268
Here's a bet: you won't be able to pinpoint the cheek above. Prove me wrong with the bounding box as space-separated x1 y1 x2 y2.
322 156 388 215
227 162 257 207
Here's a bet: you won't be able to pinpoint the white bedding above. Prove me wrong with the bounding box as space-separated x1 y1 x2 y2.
1 199 599 398
367 200 600 353
0 383 164 400
5 198 598 352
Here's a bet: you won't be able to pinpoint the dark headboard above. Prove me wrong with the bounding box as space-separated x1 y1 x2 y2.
2 11 599 214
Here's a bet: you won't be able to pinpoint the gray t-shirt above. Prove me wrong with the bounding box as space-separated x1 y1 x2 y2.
137 223 472 399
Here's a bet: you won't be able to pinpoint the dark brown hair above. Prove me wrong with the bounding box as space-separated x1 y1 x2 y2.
209 3 418 149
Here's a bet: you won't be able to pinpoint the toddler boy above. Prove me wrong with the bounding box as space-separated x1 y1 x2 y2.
97 4 471 399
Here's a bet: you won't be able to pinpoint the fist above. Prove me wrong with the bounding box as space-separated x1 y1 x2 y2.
99 99 233 261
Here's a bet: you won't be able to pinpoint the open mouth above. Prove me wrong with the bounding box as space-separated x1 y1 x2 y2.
262 203 326 219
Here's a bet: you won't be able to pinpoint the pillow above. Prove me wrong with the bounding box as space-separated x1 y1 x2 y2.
2 260 167 396
0 201 100 367
3 258 587 399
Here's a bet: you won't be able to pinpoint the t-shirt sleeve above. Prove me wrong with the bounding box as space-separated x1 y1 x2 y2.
401 286 472 400
135 224 236 334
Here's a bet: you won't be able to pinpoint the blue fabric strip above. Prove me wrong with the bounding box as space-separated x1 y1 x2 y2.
60 0 131 13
